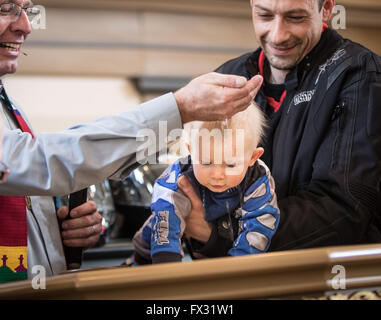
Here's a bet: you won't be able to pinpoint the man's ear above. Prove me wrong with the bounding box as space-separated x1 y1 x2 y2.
249 147 264 166
186 143 191 154
321 0 336 22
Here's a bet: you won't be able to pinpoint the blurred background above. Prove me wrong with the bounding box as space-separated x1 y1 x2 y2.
3 0 381 133
4 0 380 267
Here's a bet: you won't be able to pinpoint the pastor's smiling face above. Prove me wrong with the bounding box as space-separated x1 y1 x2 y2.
0 0 32 77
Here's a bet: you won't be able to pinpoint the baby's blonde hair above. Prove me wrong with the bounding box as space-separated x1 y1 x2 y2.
184 102 266 155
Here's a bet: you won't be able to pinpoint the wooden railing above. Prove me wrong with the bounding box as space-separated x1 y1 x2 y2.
0 243 380 299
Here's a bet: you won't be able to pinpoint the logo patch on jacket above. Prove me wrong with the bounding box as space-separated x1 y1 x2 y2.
315 48 347 85
293 90 316 106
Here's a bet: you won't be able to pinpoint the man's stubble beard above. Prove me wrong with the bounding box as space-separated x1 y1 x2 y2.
262 36 305 71
267 55 299 71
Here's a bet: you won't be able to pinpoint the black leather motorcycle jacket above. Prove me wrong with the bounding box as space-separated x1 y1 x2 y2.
199 27 381 254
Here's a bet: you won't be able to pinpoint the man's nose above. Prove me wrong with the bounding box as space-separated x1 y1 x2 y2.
10 10 32 36
268 17 290 46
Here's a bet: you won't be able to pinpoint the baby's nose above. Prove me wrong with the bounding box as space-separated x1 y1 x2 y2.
211 166 226 179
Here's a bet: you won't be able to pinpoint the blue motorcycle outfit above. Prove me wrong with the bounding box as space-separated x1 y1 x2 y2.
131 156 280 264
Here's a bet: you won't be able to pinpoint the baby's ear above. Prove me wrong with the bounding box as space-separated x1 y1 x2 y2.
249 147 264 166
186 143 191 154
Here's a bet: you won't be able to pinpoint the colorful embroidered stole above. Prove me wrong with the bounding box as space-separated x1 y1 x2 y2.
0 85 32 283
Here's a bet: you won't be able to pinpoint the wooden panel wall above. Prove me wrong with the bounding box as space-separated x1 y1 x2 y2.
17 0 381 78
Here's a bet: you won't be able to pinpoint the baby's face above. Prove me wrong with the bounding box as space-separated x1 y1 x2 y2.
190 133 262 193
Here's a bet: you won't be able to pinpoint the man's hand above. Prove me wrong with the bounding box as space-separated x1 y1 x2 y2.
57 201 102 249
174 73 263 124
177 175 212 243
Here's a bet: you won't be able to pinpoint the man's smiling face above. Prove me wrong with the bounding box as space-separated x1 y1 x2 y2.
251 0 326 71
0 0 32 77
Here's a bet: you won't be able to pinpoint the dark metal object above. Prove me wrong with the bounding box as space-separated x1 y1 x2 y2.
64 188 88 270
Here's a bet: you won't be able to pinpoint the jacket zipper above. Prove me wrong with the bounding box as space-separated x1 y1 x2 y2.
331 102 345 124
287 56 311 114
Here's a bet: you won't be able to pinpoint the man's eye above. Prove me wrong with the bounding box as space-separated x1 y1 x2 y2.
0 4 14 13
289 16 305 21
258 14 273 19
201 162 211 166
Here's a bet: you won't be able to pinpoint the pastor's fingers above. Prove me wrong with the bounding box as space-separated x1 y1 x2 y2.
69 201 97 218
246 75 263 94
206 72 248 88
56 206 69 221
61 211 102 230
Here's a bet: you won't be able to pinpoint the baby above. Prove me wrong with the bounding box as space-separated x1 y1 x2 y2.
127 103 280 265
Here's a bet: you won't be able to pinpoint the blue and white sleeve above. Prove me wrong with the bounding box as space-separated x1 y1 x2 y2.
150 161 192 263
229 160 280 256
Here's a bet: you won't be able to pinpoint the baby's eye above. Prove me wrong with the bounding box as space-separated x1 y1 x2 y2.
226 164 236 168
201 161 211 166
